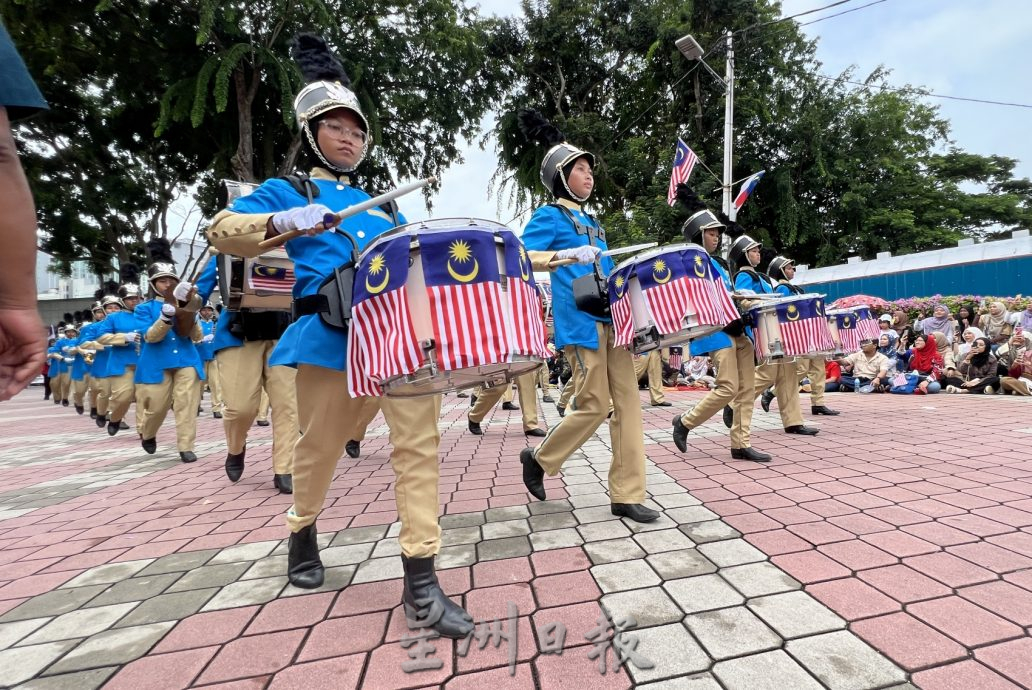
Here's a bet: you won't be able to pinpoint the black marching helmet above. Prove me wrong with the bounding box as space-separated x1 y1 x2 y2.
291 33 369 174
100 280 125 310
727 235 762 273
145 238 178 291
673 184 725 249
118 262 142 302
517 109 595 203
767 255 795 282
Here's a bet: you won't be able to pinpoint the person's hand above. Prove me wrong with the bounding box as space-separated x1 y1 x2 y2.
0 309 47 402
201 333 215 343
173 281 194 302
123 331 139 343
555 245 601 264
62 357 74 363
270 204 337 236
160 303 176 322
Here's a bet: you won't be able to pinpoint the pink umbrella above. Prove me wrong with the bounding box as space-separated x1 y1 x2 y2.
831 294 891 310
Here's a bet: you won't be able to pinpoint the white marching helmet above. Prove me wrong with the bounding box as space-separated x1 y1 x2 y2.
540 142 596 203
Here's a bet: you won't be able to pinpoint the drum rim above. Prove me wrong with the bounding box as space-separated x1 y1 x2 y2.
362 217 514 257
613 242 707 271
745 293 827 313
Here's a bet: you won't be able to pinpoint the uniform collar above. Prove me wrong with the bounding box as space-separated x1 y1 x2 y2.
555 198 582 212
310 167 350 186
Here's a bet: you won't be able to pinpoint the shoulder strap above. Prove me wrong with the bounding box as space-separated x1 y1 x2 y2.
378 198 401 226
548 203 606 245
280 174 320 204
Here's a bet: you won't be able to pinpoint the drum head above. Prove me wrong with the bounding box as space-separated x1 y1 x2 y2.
613 242 707 272
382 357 543 398
363 218 513 257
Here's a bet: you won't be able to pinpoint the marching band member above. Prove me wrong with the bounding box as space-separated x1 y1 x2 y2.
133 239 205 462
730 240 818 437
345 397 381 459
86 282 125 428
77 295 111 420
195 258 297 493
670 188 772 462
95 265 143 436
205 34 473 638
68 314 92 414
47 319 74 407
633 349 672 407
196 300 224 419
767 256 840 416
467 370 546 437
515 109 658 523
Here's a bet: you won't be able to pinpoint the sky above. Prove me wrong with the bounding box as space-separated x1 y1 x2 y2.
401 0 1032 228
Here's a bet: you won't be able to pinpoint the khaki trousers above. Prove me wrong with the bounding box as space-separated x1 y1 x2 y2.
106 368 135 424
257 386 270 422
72 376 88 406
216 341 298 475
137 368 201 451
633 350 665 404
288 365 443 558
352 397 382 442
754 362 804 428
96 376 113 417
681 335 756 449
88 375 101 410
469 370 541 431
204 360 223 412
796 357 826 406
537 363 550 397
557 350 581 409
52 372 69 402
533 323 645 504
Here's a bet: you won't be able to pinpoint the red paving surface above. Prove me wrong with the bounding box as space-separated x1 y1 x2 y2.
1 386 1031 688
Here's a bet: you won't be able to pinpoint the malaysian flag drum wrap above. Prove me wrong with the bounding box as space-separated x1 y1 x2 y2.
852 306 881 342
347 236 422 397
636 247 737 335
836 311 862 354
608 262 637 347
501 232 550 359
774 297 835 358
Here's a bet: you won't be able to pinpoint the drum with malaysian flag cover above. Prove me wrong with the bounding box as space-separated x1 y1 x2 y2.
827 308 862 356
747 294 835 363
851 305 881 342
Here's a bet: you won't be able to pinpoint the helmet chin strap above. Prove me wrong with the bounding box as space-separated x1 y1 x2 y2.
303 122 367 174
556 171 590 203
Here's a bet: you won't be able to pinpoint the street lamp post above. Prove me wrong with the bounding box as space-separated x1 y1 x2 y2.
676 30 735 217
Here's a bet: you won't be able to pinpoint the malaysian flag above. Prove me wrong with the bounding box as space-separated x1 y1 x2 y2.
666 139 699 205
501 232 549 359
248 263 295 294
835 312 862 353
680 248 740 326
422 230 510 370
776 298 835 357
346 236 423 397
853 307 881 341
608 263 636 347
732 170 765 211
668 347 683 370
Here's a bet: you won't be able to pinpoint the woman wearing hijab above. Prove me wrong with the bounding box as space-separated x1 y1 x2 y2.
956 326 986 358
902 333 943 394
955 305 979 334
979 301 1015 350
916 305 956 345
1018 304 1032 333
891 309 909 338
945 337 1000 394
999 332 1032 395
931 331 955 370
877 332 899 371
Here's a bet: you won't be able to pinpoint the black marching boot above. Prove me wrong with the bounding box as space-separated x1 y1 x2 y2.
345 440 360 459
273 474 293 494
95 414 107 429
225 447 246 482
287 524 324 589
402 555 474 639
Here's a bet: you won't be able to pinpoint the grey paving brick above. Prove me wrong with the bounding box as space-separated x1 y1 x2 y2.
529 527 585 551
60 560 153 588
207 540 278 565
573 505 621 524
627 623 711 684
114 589 217 627
646 549 717 580
46 622 174 674
439 512 486 529
386 522 402 538
591 560 661 593
321 542 376 566
441 526 482 546
696 539 766 567
15 666 117 690
577 520 633 543
484 505 530 522
328 524 389 546
566 481 607 496
564 472 603 485
0 618 50 651
720 562 801 598
350 555 405 584
476 536 532 562
601 587 683 628
0 587 107 623
528 499 573 515
371 539 402 558
281 565 355 597
85 573 181 607
786 631 906 690
678 520 741 544
0 640 79 686
713 650 824 690
637 673 723 689
481 519 531 540
584 538 646 565
567 493 611 509
238 556 288 582
634 529 695 554
747 591 845 639
136 550 219 577
169 562 250 591
623 515 679 534
665 574 745 614
437 544 477 569
665 506 720 525
685 607 781 660
21 603 137 645
200 577 287 611
528 512 578 532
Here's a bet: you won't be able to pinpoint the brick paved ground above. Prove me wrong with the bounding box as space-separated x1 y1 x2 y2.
0 380 1029 689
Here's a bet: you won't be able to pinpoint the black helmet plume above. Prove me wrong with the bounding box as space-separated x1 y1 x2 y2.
517 109 565 147
63 312 74 324
673 183 708 214
146 238 174 264
119 262 140 285
94 288 105 301
291 33 351 88
102 280 120 297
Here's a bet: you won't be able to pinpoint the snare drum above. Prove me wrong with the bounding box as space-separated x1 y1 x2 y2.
746 294 835 364
608 243 738 354
347 219 548 398
827 308 861 355
217 249 295 312
851 306 881 342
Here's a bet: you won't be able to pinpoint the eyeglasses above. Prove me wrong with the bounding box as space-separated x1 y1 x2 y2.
320 121 367 144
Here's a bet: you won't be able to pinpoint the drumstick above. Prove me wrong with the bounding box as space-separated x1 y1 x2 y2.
187 246 220 283
257 176 437 249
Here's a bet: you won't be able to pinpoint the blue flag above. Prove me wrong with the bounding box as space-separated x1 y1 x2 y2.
420 230 500 287
353 235 410 304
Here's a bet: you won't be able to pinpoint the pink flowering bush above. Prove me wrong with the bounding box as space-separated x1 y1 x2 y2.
882 294 1030 318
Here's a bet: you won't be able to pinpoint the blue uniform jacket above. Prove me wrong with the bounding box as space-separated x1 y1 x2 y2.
689 257 737 357
520 203 615 351
227 178 404 372
197 320 217 361
93 311 141 376
132 299 205 384
48 339 72 376
78 321 108 378
195 259 243 354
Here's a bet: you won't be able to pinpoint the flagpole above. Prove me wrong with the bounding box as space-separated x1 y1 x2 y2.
723 29 735 220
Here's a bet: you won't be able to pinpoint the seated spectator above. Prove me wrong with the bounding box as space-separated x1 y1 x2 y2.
979 302 1015 351
684 356 716 389
890 309 909 338
997 329 1030 371
835 339 890 392
932 331 956 370
955 305 979 334
820 359 843 392
956 326 986 358
915 304 956 345
877 332 899 372
1019 304 1032 333
878 314 894 334
944 337 1000 394
902 333 943 394
999 331 1032 395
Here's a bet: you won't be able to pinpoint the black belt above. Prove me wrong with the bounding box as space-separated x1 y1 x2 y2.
293 294 329 319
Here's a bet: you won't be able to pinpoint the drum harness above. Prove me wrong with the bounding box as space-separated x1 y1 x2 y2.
550 204 611 319
287 175 401 332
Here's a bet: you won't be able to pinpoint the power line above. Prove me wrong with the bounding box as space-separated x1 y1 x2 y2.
799 0 889 26
735 0 865 35
814 74 1032 109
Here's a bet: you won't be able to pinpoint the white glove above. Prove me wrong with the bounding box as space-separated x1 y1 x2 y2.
271 204 336 236
160 303 176 322
124 332 139 343
737 289 756 296
61 346 72 353
173 281 194 302
63 357 74 363
555 245 602 264
201 333 215 343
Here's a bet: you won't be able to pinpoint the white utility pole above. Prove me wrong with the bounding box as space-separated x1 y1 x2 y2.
722 29 735 219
